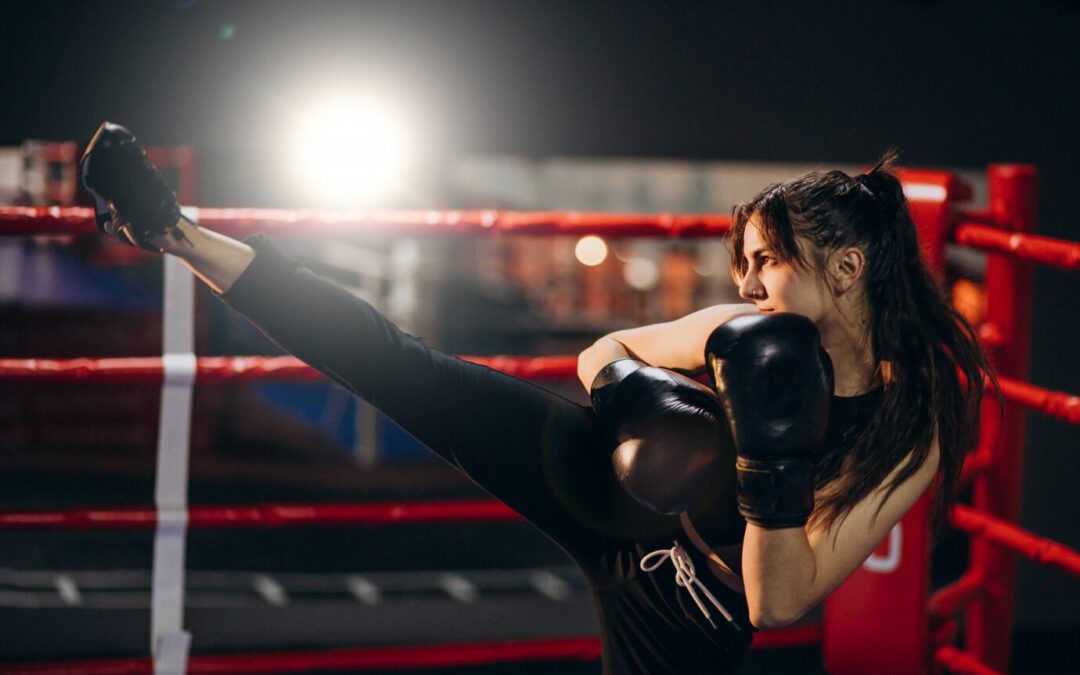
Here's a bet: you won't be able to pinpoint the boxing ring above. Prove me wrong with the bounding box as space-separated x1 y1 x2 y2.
0 163 1077 674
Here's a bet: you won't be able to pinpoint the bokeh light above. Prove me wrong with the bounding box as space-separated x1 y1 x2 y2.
624 257 660 290
574 235 608 266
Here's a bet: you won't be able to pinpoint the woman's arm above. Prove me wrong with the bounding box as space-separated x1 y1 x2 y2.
577 303 758 390
742 438 941 628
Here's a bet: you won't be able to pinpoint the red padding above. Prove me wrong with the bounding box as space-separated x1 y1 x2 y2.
951 505 1080 577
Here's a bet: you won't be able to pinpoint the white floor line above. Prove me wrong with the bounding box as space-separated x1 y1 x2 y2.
0 566 586 610
53 574 82 606
438 574 479 603
529 570 571 601
252 575 289 607
345 575 382 605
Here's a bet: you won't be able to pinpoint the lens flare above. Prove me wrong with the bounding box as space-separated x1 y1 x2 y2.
295 95 410 203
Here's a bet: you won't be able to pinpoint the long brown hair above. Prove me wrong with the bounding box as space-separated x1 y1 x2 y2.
728 151 997 536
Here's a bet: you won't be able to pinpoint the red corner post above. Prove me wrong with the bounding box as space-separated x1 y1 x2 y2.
822 169 968 675
967 165 1037 670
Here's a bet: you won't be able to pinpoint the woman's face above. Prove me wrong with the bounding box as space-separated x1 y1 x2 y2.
736 216 830 322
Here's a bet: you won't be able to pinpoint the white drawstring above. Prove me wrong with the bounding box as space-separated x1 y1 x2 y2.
640 541 740 632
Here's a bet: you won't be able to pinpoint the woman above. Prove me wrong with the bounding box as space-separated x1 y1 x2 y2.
580 152 994 630
81 124 991 674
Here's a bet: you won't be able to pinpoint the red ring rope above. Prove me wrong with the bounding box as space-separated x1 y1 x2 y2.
0 500 518 531
2 205 1078 268
934 645 1006 675
995 375 1080 424
929 569 985 617
0 637 602 674
0 625 822 675
2 206 1076 265
955 222 1080 270
951 505 1080 577
4 357 1076 426
0 355 578 383
959 446 995 486
0 206 731 238
929 616 959 649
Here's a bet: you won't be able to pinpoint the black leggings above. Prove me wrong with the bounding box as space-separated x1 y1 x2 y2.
220 236 678 568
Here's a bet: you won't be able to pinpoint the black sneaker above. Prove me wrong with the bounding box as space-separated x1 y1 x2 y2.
79 122 182 251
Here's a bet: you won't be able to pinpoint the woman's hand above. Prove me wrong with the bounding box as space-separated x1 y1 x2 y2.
705 313 833 529
589 359 736 515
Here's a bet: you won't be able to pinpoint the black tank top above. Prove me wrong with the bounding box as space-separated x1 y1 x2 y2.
688 388 885 574
815 388 885 488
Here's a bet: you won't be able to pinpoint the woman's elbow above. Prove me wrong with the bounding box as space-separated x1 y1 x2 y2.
748 601 807 629
576 342 603 390
577 336 628 389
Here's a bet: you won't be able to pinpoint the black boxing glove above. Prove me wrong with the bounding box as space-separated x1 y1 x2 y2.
590 359 736 515
705 314 833 529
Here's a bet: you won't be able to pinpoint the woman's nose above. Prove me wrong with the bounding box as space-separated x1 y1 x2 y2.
738 271 765 301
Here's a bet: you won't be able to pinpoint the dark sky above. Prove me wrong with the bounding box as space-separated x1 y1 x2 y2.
1 0 1078 625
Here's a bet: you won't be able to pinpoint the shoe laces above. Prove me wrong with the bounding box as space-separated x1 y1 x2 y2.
640 540 740 632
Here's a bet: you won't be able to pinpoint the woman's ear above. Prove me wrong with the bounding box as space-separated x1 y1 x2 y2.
830 247 865 294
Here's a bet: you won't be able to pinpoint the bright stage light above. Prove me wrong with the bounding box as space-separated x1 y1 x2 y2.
294 95 410 203
575 235 608 266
